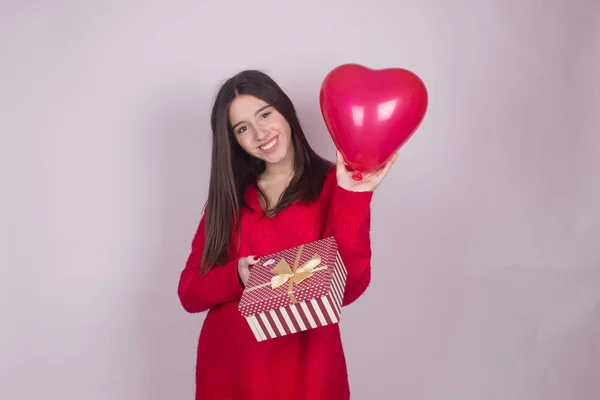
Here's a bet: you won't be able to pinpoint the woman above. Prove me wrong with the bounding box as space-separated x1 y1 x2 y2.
177 70 396 399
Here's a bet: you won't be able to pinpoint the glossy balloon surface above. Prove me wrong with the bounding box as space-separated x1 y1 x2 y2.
320 64 428 172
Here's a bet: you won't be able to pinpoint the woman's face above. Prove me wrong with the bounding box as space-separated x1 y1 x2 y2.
229 94 293 166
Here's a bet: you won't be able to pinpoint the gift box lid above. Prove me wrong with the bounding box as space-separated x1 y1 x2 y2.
238 236 339 317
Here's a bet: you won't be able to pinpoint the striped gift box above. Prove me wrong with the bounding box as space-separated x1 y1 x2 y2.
238 236 347 342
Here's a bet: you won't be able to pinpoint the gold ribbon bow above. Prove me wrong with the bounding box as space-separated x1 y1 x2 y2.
243 244 328 304
270 245 326 303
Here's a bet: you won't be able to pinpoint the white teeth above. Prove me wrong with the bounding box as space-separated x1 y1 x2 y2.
260 137 277 150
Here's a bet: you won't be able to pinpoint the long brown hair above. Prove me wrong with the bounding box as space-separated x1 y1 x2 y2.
200 70 332 274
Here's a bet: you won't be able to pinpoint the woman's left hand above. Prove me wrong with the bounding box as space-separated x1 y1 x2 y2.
335 150 398 192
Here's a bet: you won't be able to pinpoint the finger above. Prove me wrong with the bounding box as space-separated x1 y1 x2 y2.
376 153 398 179
361 170 378 180
364 154 398 179
247 255 261 265
360 167 383 181
336 150 346 169
336 151 354 175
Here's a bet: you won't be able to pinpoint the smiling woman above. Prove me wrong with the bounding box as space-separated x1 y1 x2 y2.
176 69 397 399
229 95 297 214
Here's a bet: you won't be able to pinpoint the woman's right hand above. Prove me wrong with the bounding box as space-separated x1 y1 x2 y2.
238 255 260 287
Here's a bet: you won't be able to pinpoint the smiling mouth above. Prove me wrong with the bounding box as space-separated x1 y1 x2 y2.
259 136 278 151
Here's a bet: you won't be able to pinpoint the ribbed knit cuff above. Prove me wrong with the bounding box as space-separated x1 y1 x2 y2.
330 184 373 235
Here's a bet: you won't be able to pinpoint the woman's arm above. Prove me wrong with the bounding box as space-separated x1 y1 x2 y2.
177 212 244 313
325 151 397 306
325 182 374 306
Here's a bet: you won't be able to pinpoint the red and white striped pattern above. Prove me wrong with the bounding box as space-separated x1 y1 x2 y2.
245 251 347 341
239 237 348 342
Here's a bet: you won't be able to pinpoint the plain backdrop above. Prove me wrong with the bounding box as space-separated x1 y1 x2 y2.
2 1 600 399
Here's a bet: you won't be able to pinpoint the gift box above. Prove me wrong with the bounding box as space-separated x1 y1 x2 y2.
238 236 347 342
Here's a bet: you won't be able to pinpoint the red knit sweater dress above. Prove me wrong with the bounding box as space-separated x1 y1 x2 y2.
177 168 373 400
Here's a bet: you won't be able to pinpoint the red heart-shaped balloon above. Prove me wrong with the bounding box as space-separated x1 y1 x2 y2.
319 64 428 172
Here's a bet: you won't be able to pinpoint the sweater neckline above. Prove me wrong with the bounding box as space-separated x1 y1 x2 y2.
245 183 270 217
246 183 284 219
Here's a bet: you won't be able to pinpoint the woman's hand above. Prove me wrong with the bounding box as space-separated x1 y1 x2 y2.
238 255 260 287
335 150 398 192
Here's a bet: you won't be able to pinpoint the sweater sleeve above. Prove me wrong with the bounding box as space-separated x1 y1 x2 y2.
177 212 244 313
325 181 374 307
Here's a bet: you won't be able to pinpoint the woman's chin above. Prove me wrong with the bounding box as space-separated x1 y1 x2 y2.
261 149 291 166
263 154 285 165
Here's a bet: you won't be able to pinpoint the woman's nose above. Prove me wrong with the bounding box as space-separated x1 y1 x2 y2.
255 125 269 141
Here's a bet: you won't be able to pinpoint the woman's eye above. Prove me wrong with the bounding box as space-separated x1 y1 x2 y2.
237 126 248 134
260 111 271 120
